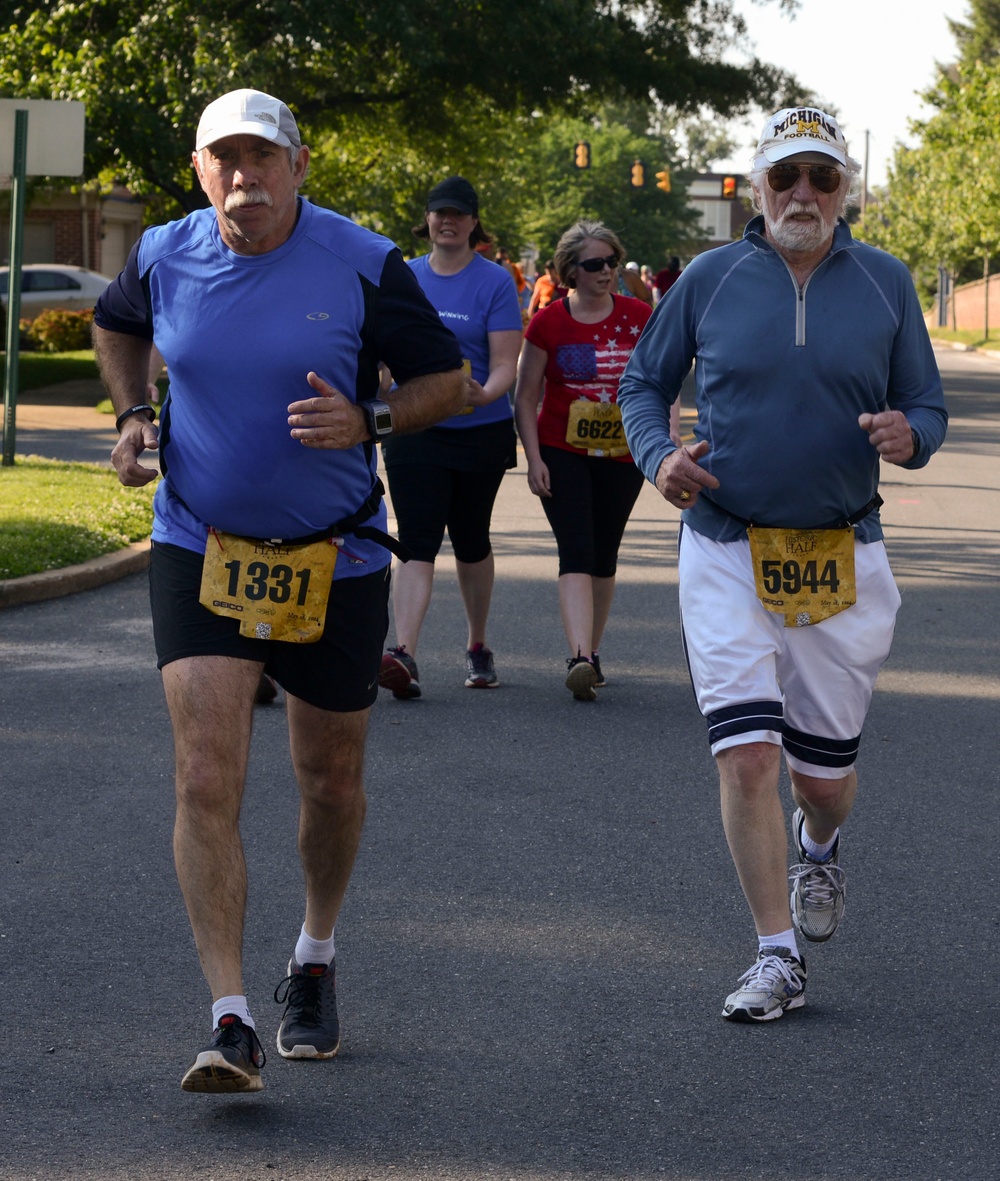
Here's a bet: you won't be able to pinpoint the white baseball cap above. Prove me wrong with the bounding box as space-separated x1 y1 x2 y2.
195 89 301 151
755 107 849 168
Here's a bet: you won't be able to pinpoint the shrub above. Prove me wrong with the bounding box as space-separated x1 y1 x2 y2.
0 303 36 351
25 307 94 353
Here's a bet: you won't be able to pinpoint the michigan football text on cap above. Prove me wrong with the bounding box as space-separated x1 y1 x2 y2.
755 107 848 168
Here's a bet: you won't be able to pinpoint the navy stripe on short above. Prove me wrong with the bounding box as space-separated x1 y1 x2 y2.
705 704 861 769
706 700 783 745
782 725 861 769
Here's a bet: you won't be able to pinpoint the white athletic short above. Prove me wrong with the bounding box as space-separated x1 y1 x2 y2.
678 525 901 779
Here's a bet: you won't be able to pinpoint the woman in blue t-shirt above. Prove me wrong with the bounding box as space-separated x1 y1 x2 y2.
378 176 523 700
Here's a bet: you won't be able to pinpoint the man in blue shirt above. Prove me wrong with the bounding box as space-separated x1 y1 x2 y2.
94 89 464 1091
618 106 947 1023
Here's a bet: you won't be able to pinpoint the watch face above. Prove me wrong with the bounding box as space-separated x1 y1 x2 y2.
372 402 392 434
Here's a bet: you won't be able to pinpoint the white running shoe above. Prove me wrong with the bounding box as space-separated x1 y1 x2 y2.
789 807 847 943
722 947 807 1022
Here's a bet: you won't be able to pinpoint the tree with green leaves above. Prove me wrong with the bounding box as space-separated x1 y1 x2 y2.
0 0 800 218
303 97 707 266
515 110 706 266
948 0 1000 71
857 59 1000 334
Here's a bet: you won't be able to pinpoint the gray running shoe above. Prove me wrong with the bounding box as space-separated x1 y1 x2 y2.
565 655 598 701
722 947 807 1022
274 958 340 1059
789 807 846 943
465 643 499 688
180 1014 265 1093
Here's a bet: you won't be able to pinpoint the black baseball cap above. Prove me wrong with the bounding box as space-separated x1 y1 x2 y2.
426 176 479 216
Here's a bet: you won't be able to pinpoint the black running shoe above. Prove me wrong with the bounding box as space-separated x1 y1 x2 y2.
274 957 341 1059
590 651 606 687
180 1014 265 1093
378 646 421 699
565 655 598 701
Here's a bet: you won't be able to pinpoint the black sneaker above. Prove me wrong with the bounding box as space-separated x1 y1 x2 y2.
180 1014 265 1093
590 651 606 687
378 645 421 699
565 655 598 701
465 643 499 688
274 958 341 1059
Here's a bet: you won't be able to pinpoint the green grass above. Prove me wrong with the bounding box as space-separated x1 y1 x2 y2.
927 327 1000 350
0 457 157 580
7 350 100 390
3 347 166 412
0 349 161 580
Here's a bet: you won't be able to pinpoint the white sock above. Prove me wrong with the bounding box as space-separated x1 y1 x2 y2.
801 825 839 862
759 929 800 962
212 995 254 1030
295 923 336 968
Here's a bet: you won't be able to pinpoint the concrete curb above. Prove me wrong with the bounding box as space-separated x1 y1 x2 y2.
0 540 151 609
933 339 1000 360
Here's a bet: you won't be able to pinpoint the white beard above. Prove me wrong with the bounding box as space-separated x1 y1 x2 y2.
766 199 835 255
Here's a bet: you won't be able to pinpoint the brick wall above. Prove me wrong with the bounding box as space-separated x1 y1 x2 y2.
5 188 144 274
942 274 1000 335
42 206 99 267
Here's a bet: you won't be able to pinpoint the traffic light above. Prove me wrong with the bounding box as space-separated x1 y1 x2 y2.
630 159 645 187
722 175 737 199
655 169 671 193
574 141 591 169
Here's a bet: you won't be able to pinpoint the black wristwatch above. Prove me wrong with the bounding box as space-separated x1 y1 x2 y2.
361 399 393 441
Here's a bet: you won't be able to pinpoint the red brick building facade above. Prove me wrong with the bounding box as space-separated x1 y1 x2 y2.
3 184 144 278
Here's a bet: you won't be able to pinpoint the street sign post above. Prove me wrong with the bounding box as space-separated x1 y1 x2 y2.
1 98 85 466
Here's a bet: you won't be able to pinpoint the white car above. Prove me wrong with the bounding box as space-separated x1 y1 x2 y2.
0 263 112 321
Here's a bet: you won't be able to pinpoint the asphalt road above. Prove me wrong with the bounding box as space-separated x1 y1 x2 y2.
1 347 997 1181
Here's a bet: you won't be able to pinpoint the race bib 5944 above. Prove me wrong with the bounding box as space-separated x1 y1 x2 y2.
748 525 856 627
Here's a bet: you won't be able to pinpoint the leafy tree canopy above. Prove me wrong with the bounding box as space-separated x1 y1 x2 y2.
857 59 1000 310
0 0 800 214
948 0 1000 71
306 98 707 266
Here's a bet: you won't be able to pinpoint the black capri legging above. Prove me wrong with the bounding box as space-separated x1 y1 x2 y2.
382 422 516 564
539 444 645 577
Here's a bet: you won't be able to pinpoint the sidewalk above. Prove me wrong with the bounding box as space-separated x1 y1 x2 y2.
14 397 119 466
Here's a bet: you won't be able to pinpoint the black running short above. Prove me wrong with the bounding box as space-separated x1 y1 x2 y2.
148 541 390 712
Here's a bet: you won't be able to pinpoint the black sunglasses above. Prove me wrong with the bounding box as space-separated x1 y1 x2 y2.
766 163 843 194
577 254 619 273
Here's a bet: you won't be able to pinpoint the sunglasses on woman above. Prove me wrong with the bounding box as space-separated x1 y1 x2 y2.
577 254 619 273
766 163 843 194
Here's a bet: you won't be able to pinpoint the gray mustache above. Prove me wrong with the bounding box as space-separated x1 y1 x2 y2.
224 190 274 213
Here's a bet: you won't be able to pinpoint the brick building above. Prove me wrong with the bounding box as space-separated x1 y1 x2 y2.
683 172 753 256
2 184 144 278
